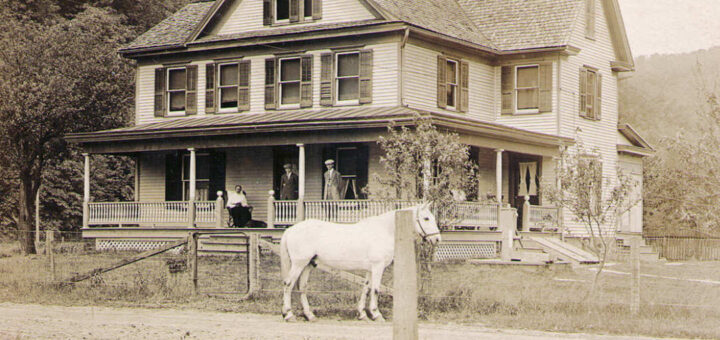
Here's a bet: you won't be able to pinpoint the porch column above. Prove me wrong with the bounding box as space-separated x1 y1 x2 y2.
297 143 306 221
134 155 140 202
494 149 504 205
188 148 196 227
82 153 90 228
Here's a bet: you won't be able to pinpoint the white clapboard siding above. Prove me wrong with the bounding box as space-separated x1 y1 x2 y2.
225 148 274 222
212 0 377 36
135 43 399 124
494 62 558 135
558 0 620 237
138 152 166 202
304 144 324 200
403 44 494 122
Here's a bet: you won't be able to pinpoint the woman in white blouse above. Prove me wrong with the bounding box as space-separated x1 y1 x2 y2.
227 184 252 227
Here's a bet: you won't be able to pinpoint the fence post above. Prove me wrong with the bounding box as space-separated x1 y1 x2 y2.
267 191 275 229
521 195 530 232
46 230 55 282
215 192 224 228
245 233 260 299
393 210 418 340
630 236 640 315
187 232 198 295
499 208 516 261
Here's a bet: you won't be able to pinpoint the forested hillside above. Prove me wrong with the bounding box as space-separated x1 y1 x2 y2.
620 47 720 236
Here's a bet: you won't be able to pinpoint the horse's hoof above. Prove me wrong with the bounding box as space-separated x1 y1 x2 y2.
357 312 368 321
283 312 296 322
375 315 386 322
304 313 317 322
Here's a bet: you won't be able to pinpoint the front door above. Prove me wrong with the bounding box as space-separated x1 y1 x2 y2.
509 154 542 229
322 143 369 199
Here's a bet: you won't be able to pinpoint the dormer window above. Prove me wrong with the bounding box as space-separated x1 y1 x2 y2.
264 0 321 25
276 0 289 21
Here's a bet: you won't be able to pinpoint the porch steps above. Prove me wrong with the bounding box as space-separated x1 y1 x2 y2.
527 236 599 264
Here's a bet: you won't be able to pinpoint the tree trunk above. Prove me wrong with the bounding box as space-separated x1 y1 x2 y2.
17 175 37 255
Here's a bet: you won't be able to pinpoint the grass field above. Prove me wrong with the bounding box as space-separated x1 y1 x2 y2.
1 242 719 339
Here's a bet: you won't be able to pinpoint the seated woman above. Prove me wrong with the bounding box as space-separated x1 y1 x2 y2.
226 184 252 227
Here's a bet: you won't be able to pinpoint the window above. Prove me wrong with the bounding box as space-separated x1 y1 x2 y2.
279 57 301 107
579 67 602 120
304 0 312 17
276 0 290 21
516 65 539 112
218 63 239 110
182 153 210 201
445 59 458 109
265 0 318 25
167 68 187 114
336 52 360 104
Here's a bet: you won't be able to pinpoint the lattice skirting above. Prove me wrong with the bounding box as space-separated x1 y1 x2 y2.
96 239 184 254
433 242 499 261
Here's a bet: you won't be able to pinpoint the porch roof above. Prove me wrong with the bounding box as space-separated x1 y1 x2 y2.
66 106 573 151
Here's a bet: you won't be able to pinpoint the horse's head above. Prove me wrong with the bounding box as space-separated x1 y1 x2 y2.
414 203 441 244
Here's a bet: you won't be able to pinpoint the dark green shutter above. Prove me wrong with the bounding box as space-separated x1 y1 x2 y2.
238 60 251 111
154 68 166 117
208 151 226 201
501 66 514 114
165 152 183 201
300 54 313 108
265 58 277 110
538 63 552 113
263 0 273 25
437 55 447 109
320 53 333 106
459 60 469 113
579 67 588 117
186 65 198 115
312 0 322 19
359 49 373 104
290 0 300 22
206 63 216 114
595 72 602 120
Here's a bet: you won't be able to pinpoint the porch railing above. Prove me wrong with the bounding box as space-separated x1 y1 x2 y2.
86 195 225 228
524 204 560 231
303 200 418 224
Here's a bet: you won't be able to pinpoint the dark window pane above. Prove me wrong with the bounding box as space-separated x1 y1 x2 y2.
304 0 312 17
338 148 358 176
447 85 456 107
168 69 186 90
220 88 238 108
197 155 210 179
280 59 300 81
517 89 538 110
282 83 300 104
169 92 186 111
220 64 238 86
338 78 359 101
517 66 538 88
277 0 289 20
446 61 456 84
337 53 359 77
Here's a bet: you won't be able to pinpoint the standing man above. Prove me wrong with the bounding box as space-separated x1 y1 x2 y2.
323 159 342 200
279 163 299 200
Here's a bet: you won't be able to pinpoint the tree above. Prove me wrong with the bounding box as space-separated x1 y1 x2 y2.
0 7 135 253
545 142 636 295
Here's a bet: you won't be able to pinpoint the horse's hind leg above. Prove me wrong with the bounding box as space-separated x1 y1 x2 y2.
357 272 371 320
282 262 307 322
298 265 316 322
368 265 386 322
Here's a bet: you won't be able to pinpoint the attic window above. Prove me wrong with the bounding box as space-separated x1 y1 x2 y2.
265 0 320 25
276 0 289 21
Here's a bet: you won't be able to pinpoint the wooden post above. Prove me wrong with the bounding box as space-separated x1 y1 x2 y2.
393 210 418 340
188 232 199 295
267 190 275 228
245 233 260 298
630 236 640 315
82 153 90 229
521 195 530 232
35 185 41 252
215 191 224 228
188 148 197 228
495 149 504 206
499 208 516 261
46 230 55 282
297 143 306 200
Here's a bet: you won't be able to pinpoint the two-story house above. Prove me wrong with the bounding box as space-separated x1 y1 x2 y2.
67 0 652 260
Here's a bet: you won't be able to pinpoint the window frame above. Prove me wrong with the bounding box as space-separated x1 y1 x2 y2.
514 64 540 114
445 59 459 110
166 67 187 116
334 51 361 106
217 62 240 113
582 67 599 120
278 56 302 109
275 0 290 23
181 153 210 201
273 0 315 24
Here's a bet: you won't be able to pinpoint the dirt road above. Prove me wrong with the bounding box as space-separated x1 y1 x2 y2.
0 303 671 339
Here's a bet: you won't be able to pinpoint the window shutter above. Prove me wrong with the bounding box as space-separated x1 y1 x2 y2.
320 52 333 106
208 150 226 201
459 60 469 113
585 0 596 39
300 54 313 108
437 55 447 109
500 65 514 114
263 0 273 25
595 72 602 120
165 152 183 201
265 58 277 110
185 65 198 115
154 67 166 117
359 49 373 104
205 63 216 114
290 0 300 22
312 0 322 19
579 67 588 117
538 63 553 113
237 60 251 111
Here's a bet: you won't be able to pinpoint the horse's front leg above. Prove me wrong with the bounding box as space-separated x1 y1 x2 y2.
282 263 306 321
356 272 371 320
298 265 316 322
367 264 386 322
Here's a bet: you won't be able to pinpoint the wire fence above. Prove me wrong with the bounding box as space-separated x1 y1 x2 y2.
2 228 720 336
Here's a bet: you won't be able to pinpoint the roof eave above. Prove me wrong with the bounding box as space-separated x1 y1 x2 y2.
618 123 653 151
618 145 654 157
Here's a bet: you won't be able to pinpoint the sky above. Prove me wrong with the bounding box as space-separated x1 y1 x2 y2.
619 0 720 56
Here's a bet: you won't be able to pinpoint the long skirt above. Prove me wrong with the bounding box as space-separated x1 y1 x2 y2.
229 206 252 227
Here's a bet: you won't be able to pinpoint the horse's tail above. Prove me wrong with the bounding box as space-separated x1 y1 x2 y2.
280 232 290 283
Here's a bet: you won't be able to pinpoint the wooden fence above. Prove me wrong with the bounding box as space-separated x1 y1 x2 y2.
645 237 720 261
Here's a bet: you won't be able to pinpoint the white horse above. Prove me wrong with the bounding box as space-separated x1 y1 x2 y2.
279 203 441 322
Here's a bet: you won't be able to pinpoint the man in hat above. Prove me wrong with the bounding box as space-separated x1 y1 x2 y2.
323 159 342 200
279 163 298 200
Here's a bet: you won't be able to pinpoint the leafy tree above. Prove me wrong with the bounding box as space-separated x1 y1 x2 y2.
0 7 135 253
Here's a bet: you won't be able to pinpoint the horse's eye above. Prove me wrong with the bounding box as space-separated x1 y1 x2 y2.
423 217 430 221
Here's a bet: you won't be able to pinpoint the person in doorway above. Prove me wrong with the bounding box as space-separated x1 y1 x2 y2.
227 184 252 227
323 159 342 200
279 163 299 200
